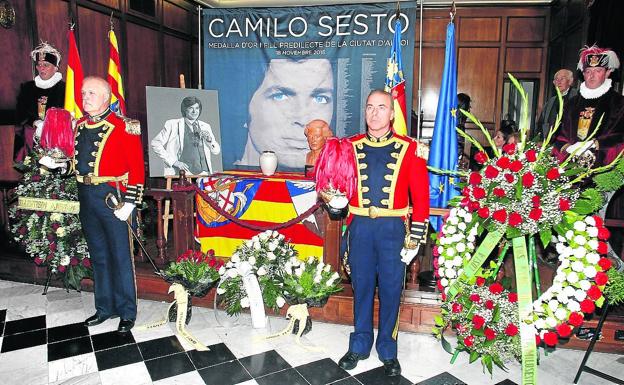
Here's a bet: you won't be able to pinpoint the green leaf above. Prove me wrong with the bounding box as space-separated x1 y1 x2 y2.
469 350 479 363
434 315 445 327
572 199 596 215
441 335 454 354
595 296 605 308
539 228 552 248
506 227 521 239
482 354 493 374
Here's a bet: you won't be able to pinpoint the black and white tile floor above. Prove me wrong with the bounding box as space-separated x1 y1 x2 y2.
0 279 621 385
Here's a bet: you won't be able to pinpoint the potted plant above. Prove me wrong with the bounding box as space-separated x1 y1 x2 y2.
280 256 343 334
160 249 223 324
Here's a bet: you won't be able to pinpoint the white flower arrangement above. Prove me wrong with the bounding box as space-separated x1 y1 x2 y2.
281 256 343 307
218 230 293 316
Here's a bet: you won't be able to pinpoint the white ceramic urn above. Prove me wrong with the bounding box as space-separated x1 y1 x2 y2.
259 151 278 176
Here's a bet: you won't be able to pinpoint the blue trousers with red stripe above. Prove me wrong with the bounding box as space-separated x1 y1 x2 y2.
346 215 406 360
78 183 137 320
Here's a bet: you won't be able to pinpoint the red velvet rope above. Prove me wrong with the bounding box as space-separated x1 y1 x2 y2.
172 184 323 231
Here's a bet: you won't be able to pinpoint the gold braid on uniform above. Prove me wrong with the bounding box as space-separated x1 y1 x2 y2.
405 219 429 249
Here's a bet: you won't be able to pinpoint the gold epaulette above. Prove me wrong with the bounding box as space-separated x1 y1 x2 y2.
123 117 141 135
415 141 429 160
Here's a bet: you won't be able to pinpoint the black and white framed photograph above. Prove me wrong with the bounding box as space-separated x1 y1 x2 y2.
146 86 223 178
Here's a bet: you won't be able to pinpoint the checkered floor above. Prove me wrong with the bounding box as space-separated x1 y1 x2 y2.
0 279 621 385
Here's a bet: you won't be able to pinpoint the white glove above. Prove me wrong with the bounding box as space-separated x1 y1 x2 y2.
114 202 135 221
173 160 190 172
400 246 419 264
328 195 349 209
34 120 44 140
566 141 595 155
39 155 67 170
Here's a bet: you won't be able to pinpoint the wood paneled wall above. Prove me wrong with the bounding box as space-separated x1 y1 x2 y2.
414 6 550 141
0 0 198 129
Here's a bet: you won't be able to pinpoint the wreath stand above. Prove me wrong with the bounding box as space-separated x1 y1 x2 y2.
42 268 53 295
573 301 624 384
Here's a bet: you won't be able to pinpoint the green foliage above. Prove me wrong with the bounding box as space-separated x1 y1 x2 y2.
162 249 223 296
281 257 343 305
605 269 624 306
593 168 624 192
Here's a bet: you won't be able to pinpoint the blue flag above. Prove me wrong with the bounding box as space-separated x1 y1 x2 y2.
428 22 459 232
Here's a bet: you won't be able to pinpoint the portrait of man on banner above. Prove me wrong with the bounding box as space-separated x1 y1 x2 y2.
146 87 223 177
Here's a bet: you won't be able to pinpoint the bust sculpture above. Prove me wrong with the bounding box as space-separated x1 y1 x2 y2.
304 119 333 167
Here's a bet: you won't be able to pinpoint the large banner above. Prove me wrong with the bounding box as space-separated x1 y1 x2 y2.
203 2 416 171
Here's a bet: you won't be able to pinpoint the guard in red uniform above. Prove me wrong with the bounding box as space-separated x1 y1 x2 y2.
337 90 429 377
42 76 144 333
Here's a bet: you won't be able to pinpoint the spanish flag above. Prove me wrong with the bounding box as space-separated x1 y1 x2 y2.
107 29 126 115
384 10 408 136
64 28 83 118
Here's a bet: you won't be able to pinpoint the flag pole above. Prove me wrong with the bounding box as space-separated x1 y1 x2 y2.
416 0 424 140
197 5 202 89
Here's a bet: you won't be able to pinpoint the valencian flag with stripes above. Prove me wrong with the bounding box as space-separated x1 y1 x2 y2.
195 171 324 260
64 28 83 118
384 8 408 136
428 20 459 232
107 29 126 115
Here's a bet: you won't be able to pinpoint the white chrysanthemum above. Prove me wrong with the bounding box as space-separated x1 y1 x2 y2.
452 256 463 267
574 289 586 302
240 297 250 308
560 259 571 269
218 266 226 275
245 240 253 247
584 216 596 226
279 233 285 240
574 235 587 246
585 252 600 264
579 280 591 291
556 292 569 304
56 227 66 237
440 278 449 287
272 230 279 238
307 256 315 264
556 243 566 254
574 221 587 232
252 235 259 242
568 300 581 312
555 308 568 320
446 247 456 257
253 240 261 250
458 222 467 231
565 230 574 240
564 285 576 297
548 299 560 312
50 213 63 221
295 267 304 277
546 317 558 327
324 264 331 272
268 242 278 252
467 234 476 243
534 318 546 330
567 271 579 283
231 253 240 263
584 265 597 278
314 275 322 284
445 268 457 279
438 246 445 255
586 226 598 237
217 287 225 294
587 239 598 250
60 255 70 266
448 216 458 225
257 266 267 276
558 235 566 243
276 296 285 307
226 261 233 268
248 256 256 266
227 269 239 278
571 261 585 272
259 231 270 241
267 252 276 261
444 259 455 268
456 243 466 253
551 282 563 293
573 247 587 259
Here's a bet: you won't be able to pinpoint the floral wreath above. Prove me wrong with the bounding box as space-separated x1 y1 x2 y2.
10 151 91 291
432 75 623 375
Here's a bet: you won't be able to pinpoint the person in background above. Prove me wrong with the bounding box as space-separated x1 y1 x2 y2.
536 69 577 140
493 119 518 150
457 93 472 169
14 42 65 162
555 45 624 167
